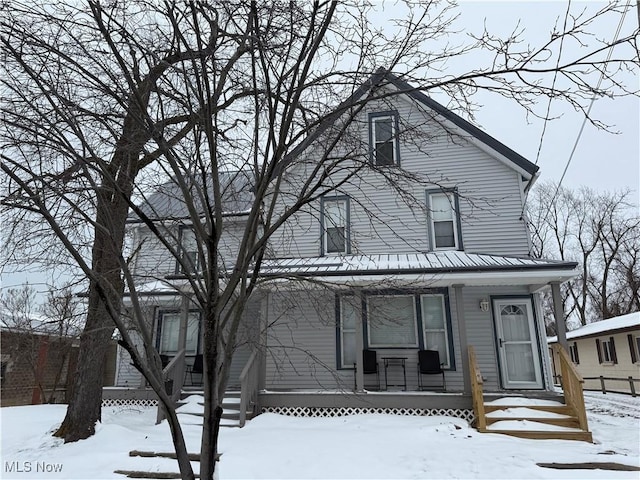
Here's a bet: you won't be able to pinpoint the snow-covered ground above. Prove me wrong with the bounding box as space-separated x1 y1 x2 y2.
1 391 638 479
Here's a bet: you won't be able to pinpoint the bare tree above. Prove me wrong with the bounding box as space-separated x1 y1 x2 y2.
2 1 638 479
527 181 640 328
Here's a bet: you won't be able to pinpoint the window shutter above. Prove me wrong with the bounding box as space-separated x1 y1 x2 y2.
596 339 602 364
609 337 618 364
628 334 638 364
573 342 580 364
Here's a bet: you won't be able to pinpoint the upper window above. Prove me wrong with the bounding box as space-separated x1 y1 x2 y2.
369 112 399 166
177 226 201 273
322 197 349 255
367 295 418 348
427 191 462 250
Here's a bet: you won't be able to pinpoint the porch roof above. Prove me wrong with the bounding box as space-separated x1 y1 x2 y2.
258 251 578 288
128 252 578 296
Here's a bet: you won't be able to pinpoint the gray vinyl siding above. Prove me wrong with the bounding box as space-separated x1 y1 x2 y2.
263 285 539 392
131 219 247 283
115 332 143 387
462 285 534 391
271 93 531 259
264 289 353 390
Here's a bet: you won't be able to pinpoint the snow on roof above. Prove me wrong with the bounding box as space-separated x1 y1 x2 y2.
128 170 253 223
548 311 640 343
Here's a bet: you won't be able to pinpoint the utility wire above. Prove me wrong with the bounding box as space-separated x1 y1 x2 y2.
524 2 630 224
533 0 572 167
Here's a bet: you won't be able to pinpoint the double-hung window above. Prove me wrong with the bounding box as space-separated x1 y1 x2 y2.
338 297 358 369
596 337 617 364
628 334 640 364
367 295 418 348
569 342 580 364
369 112 399 166
178 226 200 273
322 197 349 255
421 294 451 368
427 190 461 250
157 311 201 355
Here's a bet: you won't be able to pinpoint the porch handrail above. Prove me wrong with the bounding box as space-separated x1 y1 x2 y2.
551 343 589 432
156 348 186 424
239 351 259 427
468 346 486 430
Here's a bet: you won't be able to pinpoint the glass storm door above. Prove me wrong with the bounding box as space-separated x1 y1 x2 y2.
493 298 543 389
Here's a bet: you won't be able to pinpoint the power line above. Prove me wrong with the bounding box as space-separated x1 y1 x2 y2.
533 0 572 167
524 2 631 225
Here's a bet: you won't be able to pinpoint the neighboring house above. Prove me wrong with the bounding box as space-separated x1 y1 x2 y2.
115 71 580 422
548 312 640 395
1 326 117 406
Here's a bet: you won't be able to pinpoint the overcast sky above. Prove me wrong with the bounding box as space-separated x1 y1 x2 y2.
2 1 638 301
445 1 639 202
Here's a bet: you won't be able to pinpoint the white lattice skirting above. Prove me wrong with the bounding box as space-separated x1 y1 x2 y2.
102 398 158 408
262 406 475 423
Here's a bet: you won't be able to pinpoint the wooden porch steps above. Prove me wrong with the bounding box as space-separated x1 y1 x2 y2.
480 403 593 442
468 345 593 443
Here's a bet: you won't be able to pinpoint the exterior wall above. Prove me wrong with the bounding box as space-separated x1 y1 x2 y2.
114 296 262 389
263 284 538 393
130 217 247 284
270 93 531 259
1 330 115 406
550 328 640 395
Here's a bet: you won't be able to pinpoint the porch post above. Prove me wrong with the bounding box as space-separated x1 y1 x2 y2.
453 285 471 394
354 288 364 392
178 294 189 353
551 282 568 351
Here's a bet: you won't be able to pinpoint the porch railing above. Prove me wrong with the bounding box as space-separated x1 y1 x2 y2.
156 348 186 424
468 345 486 431
239 351 259 427
551 344 589 432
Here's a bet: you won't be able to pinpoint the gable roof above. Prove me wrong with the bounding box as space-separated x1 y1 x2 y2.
548 312 640 343
127 170 253 223
286 69 539 178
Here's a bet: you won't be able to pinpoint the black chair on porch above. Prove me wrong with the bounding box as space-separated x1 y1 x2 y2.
185 353 203 386
417 350 446 391
354 349 380 390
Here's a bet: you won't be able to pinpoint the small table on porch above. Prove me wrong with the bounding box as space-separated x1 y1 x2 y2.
382 357 408 391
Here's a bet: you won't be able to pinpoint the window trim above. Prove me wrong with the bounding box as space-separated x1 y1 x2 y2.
426 188 463 251
420 293 454 369
596 337 618 365
156 309 202 356
336 288 456 371
628 334 639 364
176 225 201 274
320 196 351 256
336 296 358 370
569 342 580 364
368 111 400 166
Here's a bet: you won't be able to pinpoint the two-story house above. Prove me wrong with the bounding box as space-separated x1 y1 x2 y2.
111 71 585 435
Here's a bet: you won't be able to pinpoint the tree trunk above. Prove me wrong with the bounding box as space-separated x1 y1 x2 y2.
54 147 138 442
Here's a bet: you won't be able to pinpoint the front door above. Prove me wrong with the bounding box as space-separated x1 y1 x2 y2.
493 298 543 389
